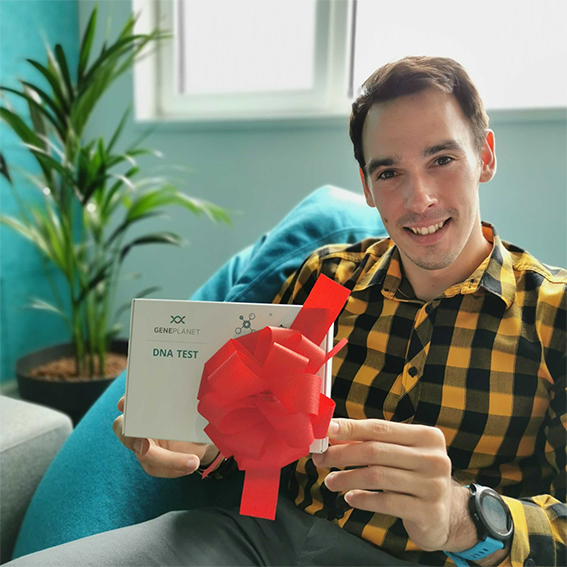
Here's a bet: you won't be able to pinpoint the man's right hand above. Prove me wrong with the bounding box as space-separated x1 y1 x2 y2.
112 395 219 478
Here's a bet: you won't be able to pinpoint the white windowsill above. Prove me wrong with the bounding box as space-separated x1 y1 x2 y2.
131 107 566 134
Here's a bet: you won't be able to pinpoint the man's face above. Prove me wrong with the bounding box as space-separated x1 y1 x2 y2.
360 88 495 273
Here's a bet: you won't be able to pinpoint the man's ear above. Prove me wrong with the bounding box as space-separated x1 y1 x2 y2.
359 168 375 207
479 129 497 183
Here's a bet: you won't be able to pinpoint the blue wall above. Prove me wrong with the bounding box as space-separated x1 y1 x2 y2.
1 0 565 384
0 1 79 383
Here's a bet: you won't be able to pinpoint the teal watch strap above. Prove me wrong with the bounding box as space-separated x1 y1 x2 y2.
444 537 504 566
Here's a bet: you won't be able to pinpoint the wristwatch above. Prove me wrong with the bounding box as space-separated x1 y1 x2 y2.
444 484 514 566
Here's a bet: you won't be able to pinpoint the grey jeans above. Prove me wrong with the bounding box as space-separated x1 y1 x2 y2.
7 498 419 566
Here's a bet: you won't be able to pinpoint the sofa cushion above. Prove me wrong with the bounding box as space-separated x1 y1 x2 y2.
12 185 386 559
0 397 72 563
192 185 387 304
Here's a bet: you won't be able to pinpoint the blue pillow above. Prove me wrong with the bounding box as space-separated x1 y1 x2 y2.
12 185 386 559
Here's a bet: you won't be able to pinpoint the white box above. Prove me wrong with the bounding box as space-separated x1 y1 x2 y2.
123 299 334 453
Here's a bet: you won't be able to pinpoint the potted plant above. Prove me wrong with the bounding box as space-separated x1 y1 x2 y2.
0 6 230 424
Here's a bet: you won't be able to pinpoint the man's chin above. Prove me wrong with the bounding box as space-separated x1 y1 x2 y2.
402 250 460 272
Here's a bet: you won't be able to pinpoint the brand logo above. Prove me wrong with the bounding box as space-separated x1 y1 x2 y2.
235 313 256 335
153 314 199 336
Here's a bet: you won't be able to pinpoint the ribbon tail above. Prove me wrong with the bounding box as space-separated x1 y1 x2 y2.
240 469 280 520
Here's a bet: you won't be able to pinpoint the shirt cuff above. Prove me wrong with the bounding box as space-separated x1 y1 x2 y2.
502 495 558 567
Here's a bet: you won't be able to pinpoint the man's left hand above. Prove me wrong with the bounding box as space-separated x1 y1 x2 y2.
311 418 476 553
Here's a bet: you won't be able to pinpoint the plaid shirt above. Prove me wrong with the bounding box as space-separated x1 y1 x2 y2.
273 222 566 567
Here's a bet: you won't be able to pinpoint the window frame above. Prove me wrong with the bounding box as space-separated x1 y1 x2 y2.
133 0 355 124
132 0 566 128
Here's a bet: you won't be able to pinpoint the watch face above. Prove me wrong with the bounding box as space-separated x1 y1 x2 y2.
481 492 510 536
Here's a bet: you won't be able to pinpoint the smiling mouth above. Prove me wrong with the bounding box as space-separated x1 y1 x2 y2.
404 218 450 235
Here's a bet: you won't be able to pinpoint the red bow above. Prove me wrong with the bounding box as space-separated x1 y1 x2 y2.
197 274 351 520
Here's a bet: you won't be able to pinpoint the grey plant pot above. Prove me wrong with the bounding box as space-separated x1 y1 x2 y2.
16 339 128 425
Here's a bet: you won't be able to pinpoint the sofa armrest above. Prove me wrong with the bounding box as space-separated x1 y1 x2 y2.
0 396 73 564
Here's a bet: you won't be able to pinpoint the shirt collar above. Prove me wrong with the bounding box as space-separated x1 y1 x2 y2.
352 222 517 308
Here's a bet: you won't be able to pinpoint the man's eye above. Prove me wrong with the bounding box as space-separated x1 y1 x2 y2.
377 169 396 181
436 156 453 166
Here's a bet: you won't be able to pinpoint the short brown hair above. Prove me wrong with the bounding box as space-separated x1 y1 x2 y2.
349 56 489 175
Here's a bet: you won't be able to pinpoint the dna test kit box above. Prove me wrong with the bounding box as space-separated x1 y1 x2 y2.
122 299 335 453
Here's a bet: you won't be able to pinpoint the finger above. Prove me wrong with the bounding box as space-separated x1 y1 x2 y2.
112 415 144 453
344 489 421 524
137 439 200 476
312 440 418 470
328 438 356 446
324 465 422 497
117 396 125 412
329 419 446 448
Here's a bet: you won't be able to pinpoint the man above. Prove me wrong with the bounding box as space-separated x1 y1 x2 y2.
271 56 566 566
9 56 565 567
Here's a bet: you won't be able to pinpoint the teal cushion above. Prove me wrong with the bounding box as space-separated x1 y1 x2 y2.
12 185 386 559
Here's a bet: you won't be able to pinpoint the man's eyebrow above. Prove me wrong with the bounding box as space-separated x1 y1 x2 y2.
364 139 466 178
423 139 466 157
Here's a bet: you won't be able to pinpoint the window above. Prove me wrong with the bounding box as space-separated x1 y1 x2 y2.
133 0 566 124
133 0 353 123
353 0 567 111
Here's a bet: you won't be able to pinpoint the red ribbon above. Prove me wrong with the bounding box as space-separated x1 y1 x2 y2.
197 274 351 520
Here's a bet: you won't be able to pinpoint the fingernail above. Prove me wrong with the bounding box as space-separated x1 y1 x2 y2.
133 439 143 454
329 420 340 435
187 457 199 472
325 472 336 487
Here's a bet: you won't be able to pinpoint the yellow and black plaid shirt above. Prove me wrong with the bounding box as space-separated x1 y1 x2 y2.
273 222 566 567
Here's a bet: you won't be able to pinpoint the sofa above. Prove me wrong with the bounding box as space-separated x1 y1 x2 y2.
1 186 386 563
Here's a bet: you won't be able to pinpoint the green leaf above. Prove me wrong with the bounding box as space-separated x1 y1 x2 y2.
26 297 69 322
77 260 113 305
114 285 161 321
107 105 131 153
22 85 48 149
120 232 184 263
25 60 69 113
0 106 61 184
125 185 231 226
19 80 67 126
80 34 150 94
0 215 53 261
0 153 12 184
23 144 77 189
78 5 98 82
29 205 69 275
0 107 42 145
175 193 232 226
55 44 74 102
104 210 167 249
134 285 161 299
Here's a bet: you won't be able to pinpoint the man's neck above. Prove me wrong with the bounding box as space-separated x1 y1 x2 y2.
400 232 493 303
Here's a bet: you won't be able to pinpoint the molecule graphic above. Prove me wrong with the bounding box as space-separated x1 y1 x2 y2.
235 313 256 334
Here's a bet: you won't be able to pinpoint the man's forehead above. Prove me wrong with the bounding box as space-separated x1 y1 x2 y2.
361 91 475 160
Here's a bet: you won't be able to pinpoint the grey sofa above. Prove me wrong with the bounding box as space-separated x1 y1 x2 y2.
0 396 73 563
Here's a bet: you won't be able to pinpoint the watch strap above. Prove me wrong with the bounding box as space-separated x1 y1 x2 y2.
444 536 504 566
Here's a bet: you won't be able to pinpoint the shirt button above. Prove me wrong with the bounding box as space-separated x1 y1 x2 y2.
408 367 418 377
425 303 435 314
524 558 536 566
335 509 345 519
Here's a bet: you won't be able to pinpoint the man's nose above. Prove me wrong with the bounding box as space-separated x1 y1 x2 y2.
403 174 438 213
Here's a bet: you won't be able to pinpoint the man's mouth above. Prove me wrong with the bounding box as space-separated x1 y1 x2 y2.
404 218 450 236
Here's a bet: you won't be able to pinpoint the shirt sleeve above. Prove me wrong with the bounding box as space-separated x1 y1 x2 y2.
501 353 566 567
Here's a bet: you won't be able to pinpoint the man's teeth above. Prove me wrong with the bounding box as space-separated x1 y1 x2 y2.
409 220 446 235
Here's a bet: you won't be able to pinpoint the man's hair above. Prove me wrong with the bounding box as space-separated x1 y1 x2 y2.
349 56 490 176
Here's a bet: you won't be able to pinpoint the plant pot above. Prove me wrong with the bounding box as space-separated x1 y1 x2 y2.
16 339 128 426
